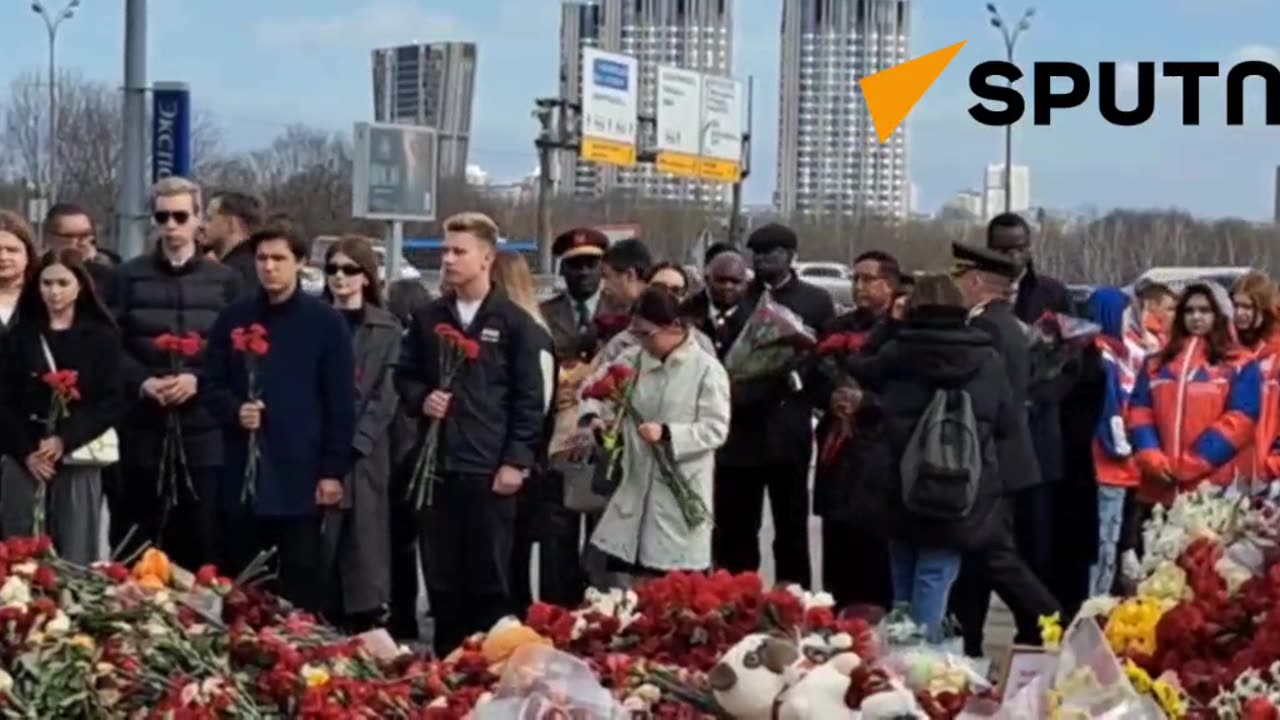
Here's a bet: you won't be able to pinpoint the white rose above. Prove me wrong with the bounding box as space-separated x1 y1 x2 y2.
11 562 37 578
806 591 835 610
0 669 12 694
830 632 853 650
635 683 661 703
44 610 70 636
0 576 30 607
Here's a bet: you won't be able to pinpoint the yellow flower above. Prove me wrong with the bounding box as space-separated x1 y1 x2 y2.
1039 612 1063 649
1152 680 1188 719
1104 598 1164 656
68 634 96 652
301 665 331 688
1123 660 1152 695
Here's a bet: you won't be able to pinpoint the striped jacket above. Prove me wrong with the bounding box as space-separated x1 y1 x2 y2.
1092 317 1162 487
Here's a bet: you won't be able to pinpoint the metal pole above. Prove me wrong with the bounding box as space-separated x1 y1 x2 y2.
119 0 148 258
537 143 553 274
47 24 57 204
1003 38 1014 214
385 220 404 288
728 76 752 247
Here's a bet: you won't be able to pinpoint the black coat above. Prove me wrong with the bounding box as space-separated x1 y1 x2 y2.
113 249 243 468
842 309 1019 550
1014 264 1077 487
720 276 837 467
0 314 124 461
681 291 747 360
220 242 260 296
970 299 1042 492
394 290 546 475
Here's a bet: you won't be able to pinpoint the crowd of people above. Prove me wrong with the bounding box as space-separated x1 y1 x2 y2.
0 174 1271 662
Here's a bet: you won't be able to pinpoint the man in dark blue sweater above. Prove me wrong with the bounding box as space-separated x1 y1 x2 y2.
202 223 355 614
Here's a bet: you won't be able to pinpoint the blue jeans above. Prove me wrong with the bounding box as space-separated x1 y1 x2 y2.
1088 485 1128 596
887 541 962 640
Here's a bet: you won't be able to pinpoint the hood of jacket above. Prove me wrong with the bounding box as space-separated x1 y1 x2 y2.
886 306 994 387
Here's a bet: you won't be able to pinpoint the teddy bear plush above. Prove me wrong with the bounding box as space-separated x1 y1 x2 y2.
706 633 801 719
775 651 863 720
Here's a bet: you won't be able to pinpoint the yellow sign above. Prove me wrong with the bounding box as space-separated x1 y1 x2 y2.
582 137 637 167
655 151 700 178
698 157 741 183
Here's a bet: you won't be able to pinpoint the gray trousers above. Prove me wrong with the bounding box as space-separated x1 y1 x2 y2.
1 456 103 565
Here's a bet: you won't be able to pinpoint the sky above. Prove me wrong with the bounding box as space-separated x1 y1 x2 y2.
2 0 1279 220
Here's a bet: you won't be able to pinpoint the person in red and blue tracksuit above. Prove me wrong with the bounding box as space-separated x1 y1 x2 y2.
1126 283 1262 510
1086 287 1161 597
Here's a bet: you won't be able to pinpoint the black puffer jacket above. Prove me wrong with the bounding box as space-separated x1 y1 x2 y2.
843 307 1019 550
114 249 243 468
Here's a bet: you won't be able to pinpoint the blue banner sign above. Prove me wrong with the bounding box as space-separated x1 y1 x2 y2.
152 82 191 183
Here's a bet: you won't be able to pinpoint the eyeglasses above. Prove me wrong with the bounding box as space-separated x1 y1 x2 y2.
153 211 191 226
852 273 884 285
650 282 685 296
326 263 363 277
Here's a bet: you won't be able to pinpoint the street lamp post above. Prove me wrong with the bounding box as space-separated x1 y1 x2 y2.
985 3 1034 215
31 0 81 205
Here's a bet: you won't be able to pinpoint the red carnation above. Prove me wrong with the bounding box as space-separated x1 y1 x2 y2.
195 564 219 587
32 565 57 590
1245 697 1280 720
179 331 204 358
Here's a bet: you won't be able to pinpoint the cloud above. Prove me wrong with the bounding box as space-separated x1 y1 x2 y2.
1231 44 1280 65
252 2 462 49
1112 62 1182 96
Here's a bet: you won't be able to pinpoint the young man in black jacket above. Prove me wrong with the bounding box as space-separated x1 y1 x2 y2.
205 191 265 293
113 176 242 570
713 223 835 588
395 212 545 657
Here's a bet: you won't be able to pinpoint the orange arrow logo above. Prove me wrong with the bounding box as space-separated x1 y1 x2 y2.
859 41 967 143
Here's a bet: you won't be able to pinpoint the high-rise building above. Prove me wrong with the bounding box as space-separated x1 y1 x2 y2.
558 0 735 204
372 42 477 178
776 0 910 219
982 163 1031 220
1274 166 1280 225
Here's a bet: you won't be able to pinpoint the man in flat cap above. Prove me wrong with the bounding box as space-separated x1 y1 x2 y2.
948 240 1060 658
712 222 835 588
536 227 628 606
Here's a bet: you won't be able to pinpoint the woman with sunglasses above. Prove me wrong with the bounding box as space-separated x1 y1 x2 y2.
581 286 730 587
0 249 123 563
1127 283 1261 508
320 235 402 632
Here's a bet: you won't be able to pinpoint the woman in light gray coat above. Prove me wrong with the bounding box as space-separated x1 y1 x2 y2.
580 287 731 586
322 236 402 630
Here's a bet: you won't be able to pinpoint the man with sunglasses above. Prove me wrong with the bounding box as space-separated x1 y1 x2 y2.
112 176 243 570
43 203 117 302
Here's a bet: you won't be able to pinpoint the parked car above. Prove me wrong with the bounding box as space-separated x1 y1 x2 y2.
793 261 852 308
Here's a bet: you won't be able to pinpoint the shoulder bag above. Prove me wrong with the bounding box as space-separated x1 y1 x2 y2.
39 335 119 468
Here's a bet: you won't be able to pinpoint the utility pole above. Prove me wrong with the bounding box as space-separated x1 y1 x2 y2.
31 1 80 206
727 76 753 246
533 97 573 275
118 0 148 259
986 3 1035 215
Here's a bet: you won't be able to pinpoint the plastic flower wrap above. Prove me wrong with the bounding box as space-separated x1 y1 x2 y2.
1135 560 1188 604
721 291 816 382
1025 311 1100 392
474 644 626 719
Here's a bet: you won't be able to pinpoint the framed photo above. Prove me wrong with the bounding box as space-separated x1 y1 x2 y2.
998 644 1058 705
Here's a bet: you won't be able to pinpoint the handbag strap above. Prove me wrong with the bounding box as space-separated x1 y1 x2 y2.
39 334 57 372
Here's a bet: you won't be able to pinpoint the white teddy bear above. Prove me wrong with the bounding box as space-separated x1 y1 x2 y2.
707 633 801 720
775 652 862 720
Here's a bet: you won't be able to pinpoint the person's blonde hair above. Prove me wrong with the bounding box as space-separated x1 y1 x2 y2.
908 274 966 311
152 175 203 214
443 211 499 246
491 251 546 329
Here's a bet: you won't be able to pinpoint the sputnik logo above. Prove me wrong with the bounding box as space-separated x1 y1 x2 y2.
859 41 967 143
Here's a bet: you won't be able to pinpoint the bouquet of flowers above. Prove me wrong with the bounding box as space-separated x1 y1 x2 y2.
152 332 203 513
406 323 480 510
582 362 711 530
721 292 816 382
230 324 270 505
1025 310 1101 393
35 369 79 535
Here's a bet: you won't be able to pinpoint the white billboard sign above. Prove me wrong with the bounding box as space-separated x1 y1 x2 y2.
699 76 744 182
580 48 638 167
351 122 438 222
655 65 702 178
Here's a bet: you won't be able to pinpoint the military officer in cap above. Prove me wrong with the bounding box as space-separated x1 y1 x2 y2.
948 240 1060 657
536 227 628 606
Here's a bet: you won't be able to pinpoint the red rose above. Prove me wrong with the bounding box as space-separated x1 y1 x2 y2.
607 363 635 383
459 338 481 360
31 536 53 556
179 332 204 357
230 328 248 351
805 606 835 629
691 592 721 615
96 562 130 584
32 565 57 590
247 336 270 356
195 564 219 587
1245 697 1280 720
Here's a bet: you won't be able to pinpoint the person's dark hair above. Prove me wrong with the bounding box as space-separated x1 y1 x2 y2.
1158 283 1236 366
906 274 965 313
45 202 96 236
703 241 735 266
0 209 37 283
986 213 1031 244
209 191 265 233
633 285 684 327
646 261 689 289
248 223 309 260
322 234 382 307
1136 281 1176 304
18 248 116 329
387 278 433 324
853 250 902 287
603 238 652 279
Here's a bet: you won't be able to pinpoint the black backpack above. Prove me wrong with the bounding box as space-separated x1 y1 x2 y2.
898 388 983 519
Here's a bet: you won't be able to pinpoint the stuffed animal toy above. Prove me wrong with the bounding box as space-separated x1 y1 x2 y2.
775 652 862 720
859 685 925 719
478 616 552 670
707 633 800 719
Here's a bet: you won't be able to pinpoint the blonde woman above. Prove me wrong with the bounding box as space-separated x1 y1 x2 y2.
490 251 556 617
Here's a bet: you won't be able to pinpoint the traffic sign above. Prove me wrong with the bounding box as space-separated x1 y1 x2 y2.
655 66 702 178
699 76 744 183
351 122 438 222
581 48 638 167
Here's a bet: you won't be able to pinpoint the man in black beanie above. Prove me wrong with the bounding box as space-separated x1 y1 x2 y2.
712 222 835 586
